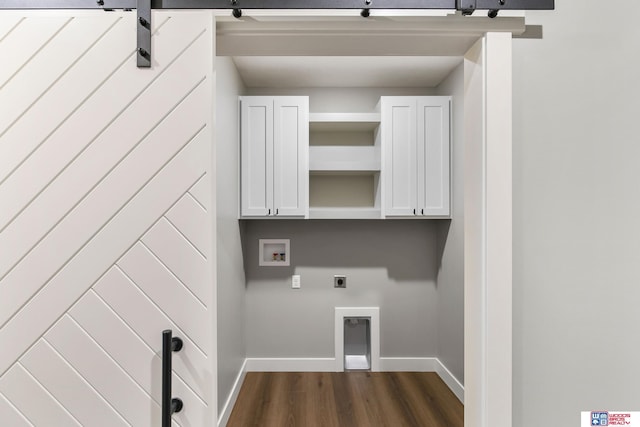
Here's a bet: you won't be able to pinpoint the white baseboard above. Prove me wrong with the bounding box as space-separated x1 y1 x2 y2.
379 357 464 403
217 359 247 427
245 357 336 372
435 359 465 404
378 357 438 371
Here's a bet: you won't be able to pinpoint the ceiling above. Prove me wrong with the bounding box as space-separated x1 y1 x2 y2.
232 56 463 88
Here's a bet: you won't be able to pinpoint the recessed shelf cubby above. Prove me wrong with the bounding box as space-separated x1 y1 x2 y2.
309 172 382 219
308 110 382 219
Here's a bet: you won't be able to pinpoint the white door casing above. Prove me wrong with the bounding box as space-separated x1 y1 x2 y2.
0 10 215 426
464 32 513 427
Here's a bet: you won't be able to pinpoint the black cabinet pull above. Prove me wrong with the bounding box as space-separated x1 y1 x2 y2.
162 330 183 427
421 209 424 215
268 208 271 215
276 208 279 215
413 208 416 215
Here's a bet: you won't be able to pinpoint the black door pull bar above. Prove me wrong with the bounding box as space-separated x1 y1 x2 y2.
162 330 184 427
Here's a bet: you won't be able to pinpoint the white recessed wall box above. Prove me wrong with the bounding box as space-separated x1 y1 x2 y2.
259 239 290 267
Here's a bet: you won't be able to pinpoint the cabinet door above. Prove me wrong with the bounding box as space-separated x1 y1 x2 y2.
241 97 273 216
382 97 417 216
273 97 308 217
417 97 450 216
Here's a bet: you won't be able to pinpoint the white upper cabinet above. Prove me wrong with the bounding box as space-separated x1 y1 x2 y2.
240 96 309 218
240 95 449 220
382 96 450 218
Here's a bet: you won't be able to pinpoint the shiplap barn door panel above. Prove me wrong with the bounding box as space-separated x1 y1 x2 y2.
0 11 214 426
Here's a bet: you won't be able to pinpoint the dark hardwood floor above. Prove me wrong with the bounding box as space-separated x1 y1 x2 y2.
227 372 463 427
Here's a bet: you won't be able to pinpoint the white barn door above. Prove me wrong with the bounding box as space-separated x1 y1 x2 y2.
0 10 215 426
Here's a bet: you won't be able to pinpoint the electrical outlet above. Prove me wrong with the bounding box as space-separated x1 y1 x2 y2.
334 275 346 288
292 275 301 289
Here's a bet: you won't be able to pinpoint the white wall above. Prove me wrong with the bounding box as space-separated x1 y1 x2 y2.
215 57 247 416
513 2 640 424
435 62 465 385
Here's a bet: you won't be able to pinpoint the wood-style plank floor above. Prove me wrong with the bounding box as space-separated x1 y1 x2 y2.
227 372 463 427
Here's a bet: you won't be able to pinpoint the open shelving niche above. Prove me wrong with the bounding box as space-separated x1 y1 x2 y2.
308 110 383 219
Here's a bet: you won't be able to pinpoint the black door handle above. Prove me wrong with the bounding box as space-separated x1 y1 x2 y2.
162 330 183 427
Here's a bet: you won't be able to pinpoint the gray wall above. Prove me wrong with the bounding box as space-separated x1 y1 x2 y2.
513 3 640 425
215 57 246 415
243 219 443 358
435 62 464 384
